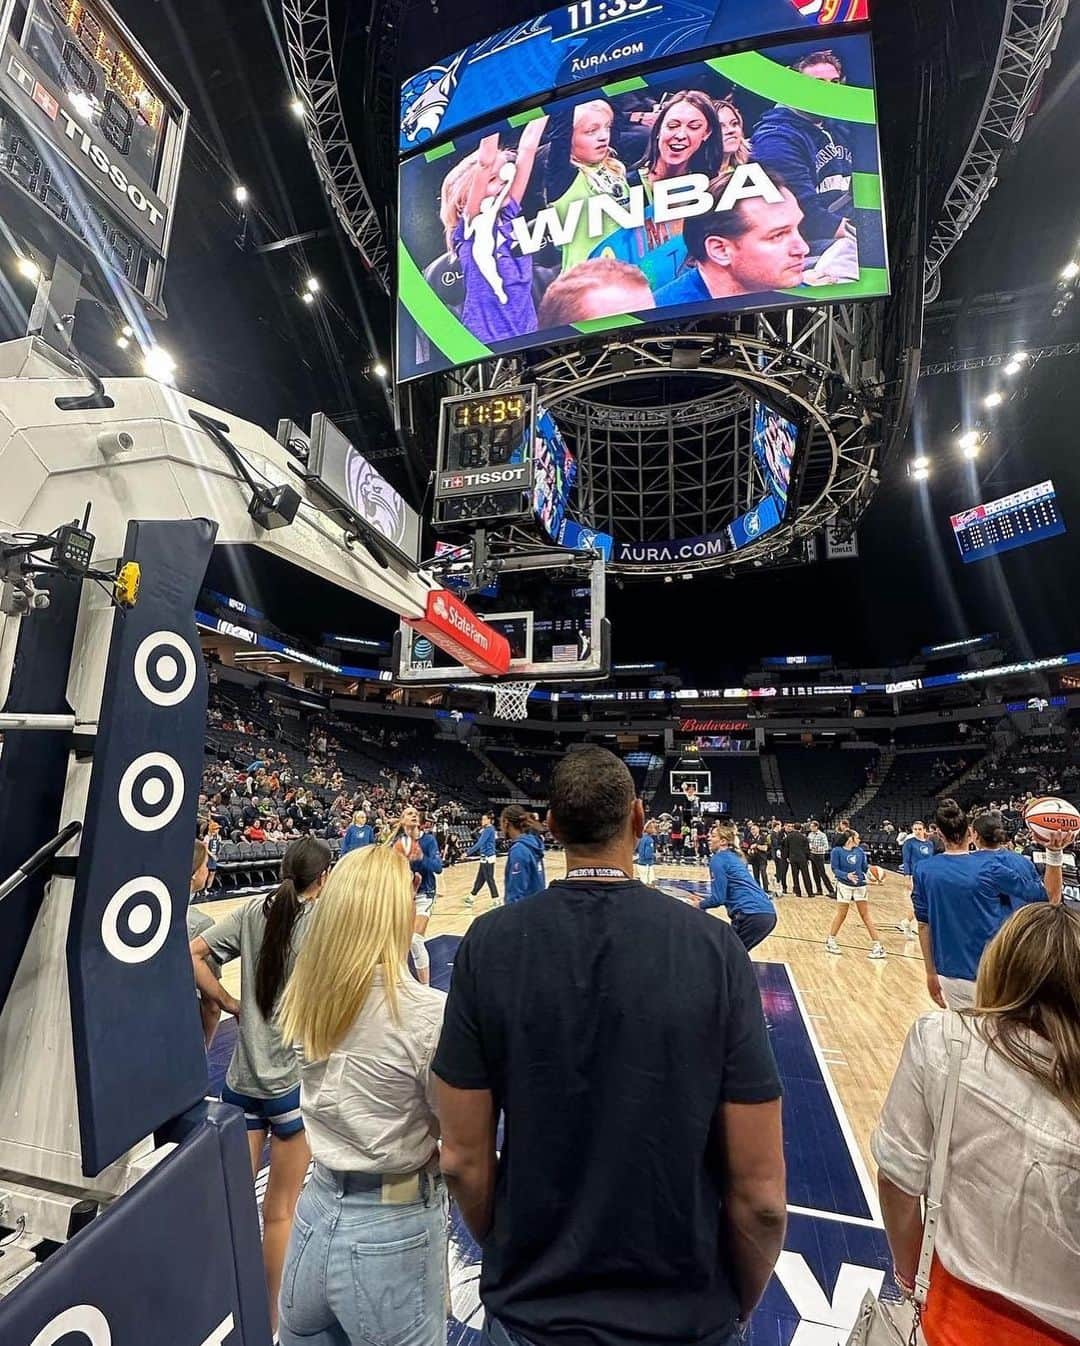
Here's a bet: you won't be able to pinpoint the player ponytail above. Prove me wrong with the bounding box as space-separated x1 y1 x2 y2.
935 798 971 847
255 836 332 1019
972 810 1009 849
501 804 543 836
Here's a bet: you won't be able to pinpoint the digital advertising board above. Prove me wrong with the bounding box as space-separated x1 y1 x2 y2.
949 481 1066 564
397 33 888 380
399 0 870 155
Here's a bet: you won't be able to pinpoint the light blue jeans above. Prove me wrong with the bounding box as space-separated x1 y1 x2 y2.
278 1163 449 1346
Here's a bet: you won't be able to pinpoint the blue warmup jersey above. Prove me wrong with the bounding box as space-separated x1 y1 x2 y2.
636 835 656 866
912 849 1047 981
703 851 775 918
831 845 868 887
467 825 497 859
901 837 935 876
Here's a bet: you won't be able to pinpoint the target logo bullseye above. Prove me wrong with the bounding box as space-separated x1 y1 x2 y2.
100 876 171 964
118 751 184 832
133 630 196 707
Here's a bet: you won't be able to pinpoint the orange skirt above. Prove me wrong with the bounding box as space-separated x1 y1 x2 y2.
923 1254 1077 1346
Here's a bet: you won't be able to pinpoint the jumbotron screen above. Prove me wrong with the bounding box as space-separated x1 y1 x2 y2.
397 33 888 380
399 0 870 155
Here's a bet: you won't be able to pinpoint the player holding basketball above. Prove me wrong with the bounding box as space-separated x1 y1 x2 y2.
700 824 777 953
826 830 886 959
464 812 500 906
635 819 658 885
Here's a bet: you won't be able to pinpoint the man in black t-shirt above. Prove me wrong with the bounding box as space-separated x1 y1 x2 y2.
435 747 785 1346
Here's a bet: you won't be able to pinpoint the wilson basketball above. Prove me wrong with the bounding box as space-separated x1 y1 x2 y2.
867 865 887 884
1024 796 1080 844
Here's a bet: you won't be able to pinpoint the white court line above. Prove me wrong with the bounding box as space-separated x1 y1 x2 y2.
780 962 883 1227
786 1203 883 1229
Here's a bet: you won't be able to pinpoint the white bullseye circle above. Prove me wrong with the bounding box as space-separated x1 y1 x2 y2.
127 903 154 935
101 878 171 964
118 752 184 832
155 653 179 682
133 631 196 707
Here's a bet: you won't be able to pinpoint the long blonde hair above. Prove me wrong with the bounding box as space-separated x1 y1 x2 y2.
440 150 485 255
974 903 1080 1120
277 844 415 1062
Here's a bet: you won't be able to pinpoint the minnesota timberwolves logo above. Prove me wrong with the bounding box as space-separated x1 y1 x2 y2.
745 508 762 537
400 51 465 146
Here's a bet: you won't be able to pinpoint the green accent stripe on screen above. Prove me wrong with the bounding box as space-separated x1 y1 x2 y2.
397 242 493 365
571 313 644 335
778 267 890 303
424 141 457 162
508 107 547 127
852 172 882 212
602 75 649 96
706 52 877 124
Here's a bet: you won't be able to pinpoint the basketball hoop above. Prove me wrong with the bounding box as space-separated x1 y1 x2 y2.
492 680 537 721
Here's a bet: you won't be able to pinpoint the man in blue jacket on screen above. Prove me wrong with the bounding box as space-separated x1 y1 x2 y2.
751 48 854 255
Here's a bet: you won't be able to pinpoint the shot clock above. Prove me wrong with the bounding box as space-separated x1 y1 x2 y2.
433 386 538 529
0 0 188 314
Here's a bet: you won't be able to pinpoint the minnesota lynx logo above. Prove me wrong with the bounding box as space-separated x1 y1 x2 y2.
400 52 464 145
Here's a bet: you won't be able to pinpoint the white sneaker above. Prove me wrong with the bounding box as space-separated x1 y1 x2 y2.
868 942 887 960
464 895 473 908
825 936 841 954
898 919 915 938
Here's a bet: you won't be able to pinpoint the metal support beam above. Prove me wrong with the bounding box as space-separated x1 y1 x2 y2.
921 341 1080 375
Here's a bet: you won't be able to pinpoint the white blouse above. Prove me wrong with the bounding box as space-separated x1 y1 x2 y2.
872 1011 1080 1339
298 969 446 1174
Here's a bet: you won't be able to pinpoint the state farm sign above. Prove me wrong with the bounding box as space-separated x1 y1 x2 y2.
406 589 511 677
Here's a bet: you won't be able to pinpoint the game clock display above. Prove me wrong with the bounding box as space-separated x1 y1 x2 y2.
435 388 538 529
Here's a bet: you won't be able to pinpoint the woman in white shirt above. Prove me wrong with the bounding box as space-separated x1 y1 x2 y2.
872 902 1080 1344
275 844 448 1346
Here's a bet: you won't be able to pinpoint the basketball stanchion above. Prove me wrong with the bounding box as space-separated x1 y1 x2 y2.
492 680 538 722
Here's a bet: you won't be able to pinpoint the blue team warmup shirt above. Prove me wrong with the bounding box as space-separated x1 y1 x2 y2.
901 836 935 876
341 822 375 855
831 845 868 887
912 849 1047 981
467 825 497 859
636 834 656 866
702 851 775 917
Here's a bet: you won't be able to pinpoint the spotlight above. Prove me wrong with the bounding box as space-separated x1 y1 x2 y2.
372 361 388 379
984 391 1004 409
121 324 134 337
1013 350 1029 362
913 466 930 481
305 276 320 293
116 336 130 350
957 430 979 450
1003 360 1021 376
16 256 40 282
913 456 930 470
290 98 305 119
962 442 980 460
234 184 249 205
301 291 314 305
142 346 177 384
1062 261 1079 281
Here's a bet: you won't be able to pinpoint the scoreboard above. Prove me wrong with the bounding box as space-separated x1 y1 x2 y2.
0 0 188 314
950 481 1066 564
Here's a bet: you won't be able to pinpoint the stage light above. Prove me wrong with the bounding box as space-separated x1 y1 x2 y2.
305 276 320 293
121 324 134 337
143 346 177 384
301 291 314 305
15 256 40 281
1013 350 1029 362
957 430 979 450
1062 261 1079 281
116 336 129 350
1004 360 1022 376
913 456 930 470
962 442 980 460
234 184 249 206
984 391 1004 408
373 361 388 379
913 466 930 481
290 98 305 118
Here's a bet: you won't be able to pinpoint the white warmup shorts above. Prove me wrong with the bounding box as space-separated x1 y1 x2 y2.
835 881 868 904
414 893 435 918
635 865 655 885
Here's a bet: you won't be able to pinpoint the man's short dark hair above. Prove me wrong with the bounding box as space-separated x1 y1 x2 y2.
549 747 635 848
681 168 791 265
793 48 844 79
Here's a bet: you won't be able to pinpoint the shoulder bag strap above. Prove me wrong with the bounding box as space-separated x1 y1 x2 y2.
914 1011 970 1307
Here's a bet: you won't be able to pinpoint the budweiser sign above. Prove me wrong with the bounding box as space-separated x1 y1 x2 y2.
406 589 511 676
679 719 751 733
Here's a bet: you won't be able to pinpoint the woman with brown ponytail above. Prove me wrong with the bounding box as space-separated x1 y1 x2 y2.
501 804 547 904
191 834 331 1331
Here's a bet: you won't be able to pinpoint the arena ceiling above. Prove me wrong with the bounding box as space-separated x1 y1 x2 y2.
3 0 1079 676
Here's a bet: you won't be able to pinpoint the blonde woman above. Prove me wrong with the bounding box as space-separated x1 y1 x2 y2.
275 846 448 1346
873 903 1080 1343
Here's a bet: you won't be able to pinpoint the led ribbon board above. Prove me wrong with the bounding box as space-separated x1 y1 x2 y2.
0 0 188 314
397 33 888 380
399 0 869 155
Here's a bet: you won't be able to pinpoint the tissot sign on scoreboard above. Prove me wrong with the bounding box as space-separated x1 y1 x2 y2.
399 0 869 154
0 0 188 313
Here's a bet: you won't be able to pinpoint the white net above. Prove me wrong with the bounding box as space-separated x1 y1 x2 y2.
492 680 537 721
